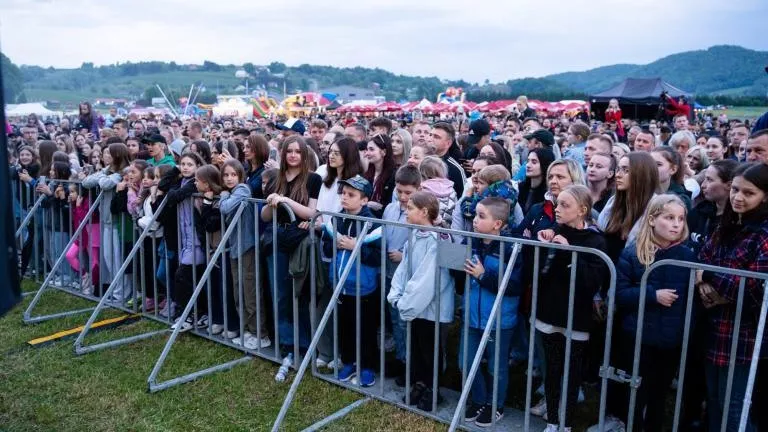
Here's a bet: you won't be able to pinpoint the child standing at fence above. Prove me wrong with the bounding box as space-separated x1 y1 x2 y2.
382 165 422 383
535 185 608 432
82 143 131 300
418 156 456 228
38 161 73 287
157 152 207 329
220 159 271 348
194 164 239 337
460 197 520 426
110 160 149 306
66 183 99 296
136 165 173 312
13 146 40 277
614 194 694 432
321 175 382 387
388 191 454 412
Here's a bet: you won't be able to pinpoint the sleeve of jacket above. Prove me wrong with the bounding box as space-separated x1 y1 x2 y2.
81 170 105 189
220 185 249 215
387 259 407 307
166 180 197 205
359 225 382 268
199 202 222 233
98 172 121 191
615 247 656 310
110 189 128 215
396 241 438 321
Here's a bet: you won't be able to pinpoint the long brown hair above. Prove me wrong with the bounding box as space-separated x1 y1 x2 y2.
38 140 58 177
276 136 312 205
605 152 659 238
195 164 223 195
107 143 131 173
323 137 363 187
245 134 270 169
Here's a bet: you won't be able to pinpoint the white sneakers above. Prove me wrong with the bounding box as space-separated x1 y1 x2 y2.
231 332 271 350
543 424 571 432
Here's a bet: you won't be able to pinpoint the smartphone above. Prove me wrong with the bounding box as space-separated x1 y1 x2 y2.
83 165 93 175
269 148 278 161
471 254 480 265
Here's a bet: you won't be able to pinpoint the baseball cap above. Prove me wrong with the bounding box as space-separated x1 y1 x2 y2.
142 133 167 145
169 139 186 157
276 118 306 135
523 129 555 148
467 119 491 145
338 175 373 198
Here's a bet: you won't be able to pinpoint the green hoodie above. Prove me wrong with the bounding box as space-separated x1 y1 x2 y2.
148 154 176 167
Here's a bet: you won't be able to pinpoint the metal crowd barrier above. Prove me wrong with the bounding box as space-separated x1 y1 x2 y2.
146 198 297 392
626 259 768 432
12 173 766 432
268 210 618 431
21 179 106 323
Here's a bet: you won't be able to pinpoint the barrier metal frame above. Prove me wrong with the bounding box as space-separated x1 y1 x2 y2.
626 259 768 432
22 189 105 324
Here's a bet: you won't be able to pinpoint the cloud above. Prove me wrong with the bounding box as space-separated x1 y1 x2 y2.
1 0 766 83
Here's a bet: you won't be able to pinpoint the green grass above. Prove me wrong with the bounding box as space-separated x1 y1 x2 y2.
707 106 767 120
0 281 441 432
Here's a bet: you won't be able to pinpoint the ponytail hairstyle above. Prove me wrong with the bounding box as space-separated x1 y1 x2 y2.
418 156 447 180
651 146 686 187
409 191 439 224
559 184 594 224
635 194 689 266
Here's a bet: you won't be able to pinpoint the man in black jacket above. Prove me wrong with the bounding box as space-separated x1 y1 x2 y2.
430 122 466 197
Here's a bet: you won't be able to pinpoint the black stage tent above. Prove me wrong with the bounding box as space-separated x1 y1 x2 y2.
590 77 692 121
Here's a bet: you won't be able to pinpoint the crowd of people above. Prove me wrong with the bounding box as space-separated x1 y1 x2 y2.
7 97 768 431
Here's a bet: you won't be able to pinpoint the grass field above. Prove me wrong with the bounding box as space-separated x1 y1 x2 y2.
708 106 766 120
0 281 441 432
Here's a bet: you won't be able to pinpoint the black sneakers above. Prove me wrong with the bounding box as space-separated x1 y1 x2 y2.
465 402 485 422
475 404 504 427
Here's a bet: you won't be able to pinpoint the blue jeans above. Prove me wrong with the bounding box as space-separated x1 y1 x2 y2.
266 252 309 350
459 327 514 407
705 362 755 432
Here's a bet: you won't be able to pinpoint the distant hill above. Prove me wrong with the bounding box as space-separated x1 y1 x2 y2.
2 45 767 107
546 45 768 96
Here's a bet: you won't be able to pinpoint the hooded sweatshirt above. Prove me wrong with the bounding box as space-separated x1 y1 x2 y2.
388 230 454 323
421 177 457 228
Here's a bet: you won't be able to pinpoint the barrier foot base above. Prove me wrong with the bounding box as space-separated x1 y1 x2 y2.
148 355 253 393
75 328 169 356
301 398 371 432
23 307 96 324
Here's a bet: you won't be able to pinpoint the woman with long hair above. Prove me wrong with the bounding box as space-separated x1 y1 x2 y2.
651 146 692 210
261 135 321 363
82 142 132 300
597 152 660 262
518 148 555 214
317 137 363 217
363 133 396 217
78 101 100 140
242 134 270 199
697 162 768 431
390 128 412 167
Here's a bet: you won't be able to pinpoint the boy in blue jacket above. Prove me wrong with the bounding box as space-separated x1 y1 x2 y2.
321 175 382 387
460 197 522 427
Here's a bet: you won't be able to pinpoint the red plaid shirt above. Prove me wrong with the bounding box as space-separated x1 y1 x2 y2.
699 221 768 366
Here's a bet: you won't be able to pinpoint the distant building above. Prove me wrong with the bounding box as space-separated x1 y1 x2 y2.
319 86 376 103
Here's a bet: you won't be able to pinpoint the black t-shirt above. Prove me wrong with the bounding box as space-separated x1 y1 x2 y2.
276 172 322 223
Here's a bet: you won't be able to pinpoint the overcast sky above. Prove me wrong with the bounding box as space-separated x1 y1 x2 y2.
2 0 766 83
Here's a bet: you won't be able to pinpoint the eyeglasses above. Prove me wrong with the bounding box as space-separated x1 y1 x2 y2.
328 150 342 157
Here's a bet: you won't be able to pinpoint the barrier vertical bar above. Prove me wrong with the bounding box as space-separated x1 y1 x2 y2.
740 281 768 431
672 270 697 432
719 277 747 432
558 252 579 432
524 245 541 432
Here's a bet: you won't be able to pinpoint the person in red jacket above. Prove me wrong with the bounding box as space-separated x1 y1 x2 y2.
604 98 625 140
663 94 691 120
